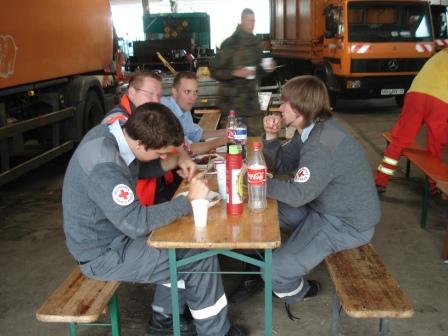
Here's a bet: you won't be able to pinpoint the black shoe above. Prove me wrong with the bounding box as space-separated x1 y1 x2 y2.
376 185 387 194
229 275 264 303
225 325 247 336
147 311 197 336
304 280 321 299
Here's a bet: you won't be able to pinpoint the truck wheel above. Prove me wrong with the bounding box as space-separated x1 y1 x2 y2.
395 95 404 108
83 91 104 134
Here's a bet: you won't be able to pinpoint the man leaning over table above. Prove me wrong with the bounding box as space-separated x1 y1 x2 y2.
62 103 246 336
233 76 381 319
161 71 227 155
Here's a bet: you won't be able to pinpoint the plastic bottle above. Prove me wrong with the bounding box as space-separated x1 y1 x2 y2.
226 145 243 215
234 117 247 159
226 110 237 152
247 141 267 212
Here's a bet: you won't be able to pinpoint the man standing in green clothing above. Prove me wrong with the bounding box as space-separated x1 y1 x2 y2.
211 8 273 136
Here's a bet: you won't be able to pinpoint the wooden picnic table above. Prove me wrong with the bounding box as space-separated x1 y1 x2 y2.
148 148 281 335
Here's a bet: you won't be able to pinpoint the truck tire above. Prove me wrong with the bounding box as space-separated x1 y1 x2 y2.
83 90 104 134
313 65 338 110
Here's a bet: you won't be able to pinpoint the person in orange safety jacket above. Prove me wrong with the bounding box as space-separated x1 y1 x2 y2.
102 71 192 205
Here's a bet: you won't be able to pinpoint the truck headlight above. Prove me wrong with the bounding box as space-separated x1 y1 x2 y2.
346 80 361 89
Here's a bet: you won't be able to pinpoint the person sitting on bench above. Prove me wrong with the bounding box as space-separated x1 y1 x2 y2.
375 48 448 193
231 76 381 320
62 103 246 336
161 71 227 155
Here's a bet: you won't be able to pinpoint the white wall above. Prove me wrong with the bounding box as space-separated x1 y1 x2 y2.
111 0 270 50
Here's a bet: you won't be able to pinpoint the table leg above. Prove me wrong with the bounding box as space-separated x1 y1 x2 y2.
168 248 180 336
264 249 272 336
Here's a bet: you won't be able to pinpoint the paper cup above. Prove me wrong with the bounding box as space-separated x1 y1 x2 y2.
245 66 256 80
191 199 209 227
215 162 226 200
261 57 274 70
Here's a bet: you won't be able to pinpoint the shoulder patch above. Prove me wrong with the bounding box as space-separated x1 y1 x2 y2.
294 167 311 183
112 184 134 206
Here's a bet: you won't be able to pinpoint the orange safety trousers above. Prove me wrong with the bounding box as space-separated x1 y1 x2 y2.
375 92 448 187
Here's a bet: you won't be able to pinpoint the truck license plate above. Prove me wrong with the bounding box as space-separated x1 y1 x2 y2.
381 89 405 95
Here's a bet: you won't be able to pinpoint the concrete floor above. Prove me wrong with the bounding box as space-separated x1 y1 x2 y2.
0 97 447 336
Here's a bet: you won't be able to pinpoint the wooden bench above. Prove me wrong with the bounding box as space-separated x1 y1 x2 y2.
36 267 121 336
382 131 424 179
383 131 448 230
325 243 414 336
197 109 221 131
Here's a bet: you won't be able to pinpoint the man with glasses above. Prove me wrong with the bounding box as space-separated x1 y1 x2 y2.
161 71 227 155
103 71 163 124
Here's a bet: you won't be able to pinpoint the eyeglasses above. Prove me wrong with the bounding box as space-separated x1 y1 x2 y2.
136 88 161 100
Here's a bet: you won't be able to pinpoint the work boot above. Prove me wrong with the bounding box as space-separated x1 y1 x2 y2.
376 184 387 194
228 275 264 303
147 311 196 336
284 280 321 321
225 325 247 336
304 280 321 299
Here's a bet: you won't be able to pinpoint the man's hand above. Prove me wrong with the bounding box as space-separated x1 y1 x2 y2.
187 172 209 201
177 147 196 181
264 114 282 140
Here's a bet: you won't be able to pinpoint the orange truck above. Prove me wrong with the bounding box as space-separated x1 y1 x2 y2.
0 1 118 186
270 0 435 106
431 3 448 50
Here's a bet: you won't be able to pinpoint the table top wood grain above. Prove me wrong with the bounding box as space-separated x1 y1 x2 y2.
148 176 281 250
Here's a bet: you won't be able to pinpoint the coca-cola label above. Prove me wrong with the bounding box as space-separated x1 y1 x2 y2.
247 168 266 185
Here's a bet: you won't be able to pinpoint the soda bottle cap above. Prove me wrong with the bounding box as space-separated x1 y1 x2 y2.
228 145 240 154
252 142 262 150
229 110 236 116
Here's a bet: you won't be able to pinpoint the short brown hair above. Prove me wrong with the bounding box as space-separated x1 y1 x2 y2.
241 8 254 19
281 75 332 126
129 71 162 90
173 71 197 88
124 103 184 149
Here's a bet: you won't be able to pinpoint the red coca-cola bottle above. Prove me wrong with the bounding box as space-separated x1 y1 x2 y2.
247 142 267 212
226 145 243 215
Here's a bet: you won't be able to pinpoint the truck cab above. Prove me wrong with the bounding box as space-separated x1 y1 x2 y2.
321 0 434 104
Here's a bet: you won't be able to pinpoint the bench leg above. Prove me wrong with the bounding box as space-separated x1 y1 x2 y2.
109 293 121 336
379 318 389 336
405 159 411 180
420 180 429 229
69 323 77 336
444 225 448 263
331 292 341 336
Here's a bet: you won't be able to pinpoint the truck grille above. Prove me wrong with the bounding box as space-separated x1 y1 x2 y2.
351 58 428 73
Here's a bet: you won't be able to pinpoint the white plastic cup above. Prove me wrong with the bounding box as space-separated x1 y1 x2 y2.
191 199 209 227
245 66 256 79
261 57 274 71
215 162 226 200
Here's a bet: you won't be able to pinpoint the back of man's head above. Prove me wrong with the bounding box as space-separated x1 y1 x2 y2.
124 102 184 149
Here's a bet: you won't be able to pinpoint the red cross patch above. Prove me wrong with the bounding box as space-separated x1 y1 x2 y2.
294 167 310 183
112 184 134 206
